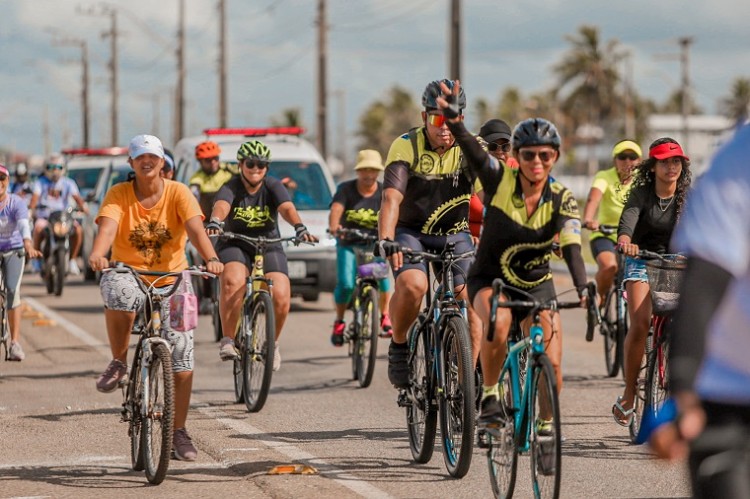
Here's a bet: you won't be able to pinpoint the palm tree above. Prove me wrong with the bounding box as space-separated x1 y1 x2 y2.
357 86 421 157
496 87 526 127
271 107 303 127
720 77 750 123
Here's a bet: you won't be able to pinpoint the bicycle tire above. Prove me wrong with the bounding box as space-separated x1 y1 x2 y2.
629 345 649 443
529 354 561 499
406 320 437 464
487 370 518 499
645 337 670 422
53 249 65 296
0 291 8 360
616 288 628 382
128 343 145 471
141 342 175 485
212 280 223 343
233 314 246 403
353 286 379 388
438 315 475 478
243 292 275 412
602 287 620 378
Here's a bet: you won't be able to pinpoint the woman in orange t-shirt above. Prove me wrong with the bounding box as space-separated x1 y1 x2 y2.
88 134 224 462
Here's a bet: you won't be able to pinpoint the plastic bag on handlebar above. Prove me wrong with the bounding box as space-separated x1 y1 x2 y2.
169 271 198 332
358 261 389 279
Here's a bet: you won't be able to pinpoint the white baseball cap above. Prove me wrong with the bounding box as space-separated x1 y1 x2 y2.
128 134 165 159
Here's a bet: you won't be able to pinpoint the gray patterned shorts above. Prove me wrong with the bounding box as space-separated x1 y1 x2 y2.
100 271 194 373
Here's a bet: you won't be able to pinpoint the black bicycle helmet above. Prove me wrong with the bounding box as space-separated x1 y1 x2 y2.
511 118 562 150
422 79 466 111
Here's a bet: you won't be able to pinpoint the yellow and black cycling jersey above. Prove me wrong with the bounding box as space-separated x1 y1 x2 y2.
469 166 582 289
383 127 473 236
189 168 234 218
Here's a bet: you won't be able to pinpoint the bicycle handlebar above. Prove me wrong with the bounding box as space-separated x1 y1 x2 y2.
331 227 378 245
401 245 475 264
210 232 310 247
598 224 617 235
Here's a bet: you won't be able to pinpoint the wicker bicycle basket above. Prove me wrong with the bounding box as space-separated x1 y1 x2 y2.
645 257 687 315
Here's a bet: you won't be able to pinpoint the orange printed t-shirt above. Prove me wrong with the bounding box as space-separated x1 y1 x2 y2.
97 180 203 280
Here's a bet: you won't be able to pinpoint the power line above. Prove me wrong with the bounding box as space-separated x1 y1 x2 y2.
332 0 434 32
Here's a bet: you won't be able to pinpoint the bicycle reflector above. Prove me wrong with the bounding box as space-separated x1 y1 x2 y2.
203 127 306 137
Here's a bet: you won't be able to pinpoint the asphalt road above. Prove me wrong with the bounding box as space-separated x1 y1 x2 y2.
0 272 691 498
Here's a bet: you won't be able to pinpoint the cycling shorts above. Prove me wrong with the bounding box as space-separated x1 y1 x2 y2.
590 236 616 259
217 243 289 275
393 228 472 287
468 275 556 307
99 271 194 373
1 249 25 309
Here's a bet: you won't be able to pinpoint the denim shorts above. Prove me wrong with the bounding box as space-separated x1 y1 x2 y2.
623 256 648 283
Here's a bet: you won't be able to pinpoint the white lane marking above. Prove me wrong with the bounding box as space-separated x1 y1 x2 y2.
200 407 394 499
25 298 395 499
24 297 111 358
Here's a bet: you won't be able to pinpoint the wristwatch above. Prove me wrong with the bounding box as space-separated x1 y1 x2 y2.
207 257 220 263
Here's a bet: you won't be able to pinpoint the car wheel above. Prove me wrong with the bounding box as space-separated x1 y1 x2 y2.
301 292 319 302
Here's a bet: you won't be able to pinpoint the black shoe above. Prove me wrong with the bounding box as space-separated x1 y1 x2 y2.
478 395 504 426
387 341 409 389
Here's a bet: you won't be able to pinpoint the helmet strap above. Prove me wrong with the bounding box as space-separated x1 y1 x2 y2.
240 169 262 190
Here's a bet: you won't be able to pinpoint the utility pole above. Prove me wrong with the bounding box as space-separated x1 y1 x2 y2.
218 0 228 127
50 33 91 148
449 0 461 80
316 0 328 159
679 37 693 152
175 0 186 143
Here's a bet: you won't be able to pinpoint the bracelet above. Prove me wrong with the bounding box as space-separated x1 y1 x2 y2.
207 257 220 263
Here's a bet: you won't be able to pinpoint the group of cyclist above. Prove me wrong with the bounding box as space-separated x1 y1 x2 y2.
6 74 744 494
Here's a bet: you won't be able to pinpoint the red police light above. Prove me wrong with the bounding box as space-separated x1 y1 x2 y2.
202 127 306 137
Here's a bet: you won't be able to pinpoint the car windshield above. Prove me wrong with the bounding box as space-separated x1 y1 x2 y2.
69 167 104 197
108 166 133 189
225 160 332 210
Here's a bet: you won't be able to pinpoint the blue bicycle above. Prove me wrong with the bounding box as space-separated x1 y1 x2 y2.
479 278 595 499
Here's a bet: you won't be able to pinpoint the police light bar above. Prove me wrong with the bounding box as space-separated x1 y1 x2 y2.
203 127 306 137
61 147 128 156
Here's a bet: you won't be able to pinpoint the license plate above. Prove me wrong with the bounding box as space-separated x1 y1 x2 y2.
287 261 307 279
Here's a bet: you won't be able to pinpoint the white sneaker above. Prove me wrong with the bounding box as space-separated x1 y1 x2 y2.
68 259 81 276
273 344 281 372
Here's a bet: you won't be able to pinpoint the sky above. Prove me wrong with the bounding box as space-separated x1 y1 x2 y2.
1 0 749 162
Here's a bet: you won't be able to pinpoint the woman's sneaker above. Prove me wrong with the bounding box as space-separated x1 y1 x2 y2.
95 359 129 393
219 337 239 361
8 341 25 361
173 428 198 461
331 320 346 346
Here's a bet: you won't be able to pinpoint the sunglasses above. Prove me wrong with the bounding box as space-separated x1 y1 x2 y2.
243 160 268 170
616 153 640 161
46 164 64 170
426 114 463 127
0 175 8 182
519 150 555 162
488 142 511 153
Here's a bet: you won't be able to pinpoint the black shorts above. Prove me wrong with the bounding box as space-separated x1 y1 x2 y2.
590 237 616 259
216 242 289 275
467 275 556 307
394 228 473 287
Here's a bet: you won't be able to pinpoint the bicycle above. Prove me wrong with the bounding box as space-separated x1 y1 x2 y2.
594 224 628 378
104 262 214 485
0 250 22 361
479 278 595 499
211 231 302 413
334 227 388 388
396 242 476 478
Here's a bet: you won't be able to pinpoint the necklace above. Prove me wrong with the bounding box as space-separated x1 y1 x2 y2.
658 195 674 212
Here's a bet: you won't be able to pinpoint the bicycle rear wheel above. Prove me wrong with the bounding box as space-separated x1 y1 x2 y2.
141 342 175 485
602 287 620 378
438 316 475 478
243 292 275 412
352 286 379 388
406 319 437 464
617 289 628 382
128 345 145 472
233 320 246 404
529 354 561 499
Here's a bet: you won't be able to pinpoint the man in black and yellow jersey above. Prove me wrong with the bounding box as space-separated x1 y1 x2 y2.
435 81 590 428
376 79 482 389
189 140 233 218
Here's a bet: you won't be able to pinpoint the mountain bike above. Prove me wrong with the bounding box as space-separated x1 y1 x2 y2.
479 279 595 499
397 242 476 478
212 232 302 413
637 251 686 440
335 228 387 388
105 262 214 485
596 225 628 378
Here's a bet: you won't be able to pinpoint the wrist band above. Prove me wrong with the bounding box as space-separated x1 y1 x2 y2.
207 257 220 263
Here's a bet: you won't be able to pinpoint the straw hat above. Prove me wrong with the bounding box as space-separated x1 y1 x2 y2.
354 149 384 171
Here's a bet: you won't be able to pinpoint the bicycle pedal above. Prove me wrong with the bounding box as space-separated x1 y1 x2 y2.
476 429 490 449
397 390 409 408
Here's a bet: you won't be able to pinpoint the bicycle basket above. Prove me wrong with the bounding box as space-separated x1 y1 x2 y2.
645 258 686 315
357 261 389 279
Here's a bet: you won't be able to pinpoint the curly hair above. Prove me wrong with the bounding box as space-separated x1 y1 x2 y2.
629 137 692 221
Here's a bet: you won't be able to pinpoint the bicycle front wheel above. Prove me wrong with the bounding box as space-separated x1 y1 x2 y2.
128 344 145 472
352 286 379 388
529 354 561 499
233 321 246 404
438 315 475 478
406 320 437 464
602 287 620 378
141 342 175 485
646 338 670 421
243 292 275 412
0 291 9 359
487 372 518 498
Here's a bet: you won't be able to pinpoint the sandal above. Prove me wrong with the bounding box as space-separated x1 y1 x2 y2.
612 396 634 427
